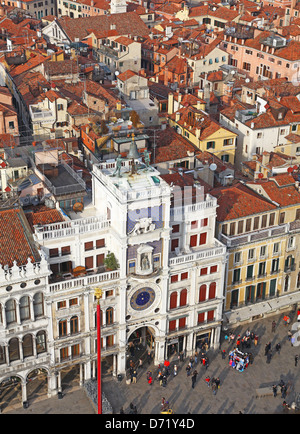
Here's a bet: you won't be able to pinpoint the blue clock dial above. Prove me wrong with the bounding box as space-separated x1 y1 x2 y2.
130 287 155 311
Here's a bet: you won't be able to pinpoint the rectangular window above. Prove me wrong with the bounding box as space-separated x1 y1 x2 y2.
210 265 217 273
171 274 178 283
201 218 208 227
246 265 254 279
181 272 188 280
279 212 285 224
171 238 179 251
200 267 208 276
271 258 279 273
96 239 105 248
57 300 66 309
253 217 259 230
245 218 251 232
85 241 93 251
172 224 180 233
230 222 236 236
169 320 176 332
258 262 266 276
198 312 205 324
237 220 244 234
234 252 241 264
269 213 275 226
270 279 276 296
61 246 71 256
190 235 197 247
233 268 241 283
199 232 207 245
261 214 267 228
248 248 255 260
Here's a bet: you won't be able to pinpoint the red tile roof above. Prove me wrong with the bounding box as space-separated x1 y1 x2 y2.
58 12 150 42
0 208 40 267
210 182 277 221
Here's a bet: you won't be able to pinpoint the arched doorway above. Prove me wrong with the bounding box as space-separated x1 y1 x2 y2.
0 376 22 412
126 326 155 369
26 368 48 404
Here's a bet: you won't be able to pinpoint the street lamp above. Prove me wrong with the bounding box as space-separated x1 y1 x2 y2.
95 287 102 414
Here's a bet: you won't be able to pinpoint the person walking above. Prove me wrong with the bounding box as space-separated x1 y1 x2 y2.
132 369 137 383
205 376 211 388
266 350 272 364
295 355 299 367
254 335 258 346
249 353 254 365
215 377 220 389
272 320 276 333
272 385 277 398
191 370 198 389
186 364 191 377
212 382 217 396
221 349 226 360
276 343 281 354
173 364 178 377
288 330 292 341
281 384 287 399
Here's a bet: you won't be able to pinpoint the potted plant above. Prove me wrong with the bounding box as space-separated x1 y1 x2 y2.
104 252 119 271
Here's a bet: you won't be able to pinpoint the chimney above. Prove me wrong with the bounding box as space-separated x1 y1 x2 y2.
262 151 270 166
175 112 181 122
168 92 174 115
164 66 168 86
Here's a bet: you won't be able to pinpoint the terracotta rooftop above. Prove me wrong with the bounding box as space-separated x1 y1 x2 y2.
0 207 41 268
210 182 277 222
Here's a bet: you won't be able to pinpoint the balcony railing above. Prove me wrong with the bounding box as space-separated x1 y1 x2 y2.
49 269 119 293
34 215 110 241
169 240 226 266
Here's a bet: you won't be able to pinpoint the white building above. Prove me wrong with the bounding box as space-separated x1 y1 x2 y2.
0 139 227 404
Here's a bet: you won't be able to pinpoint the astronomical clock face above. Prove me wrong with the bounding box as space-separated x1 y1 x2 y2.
130 287 156 311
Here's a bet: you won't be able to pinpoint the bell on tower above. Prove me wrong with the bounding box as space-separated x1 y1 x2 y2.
127 133 140 175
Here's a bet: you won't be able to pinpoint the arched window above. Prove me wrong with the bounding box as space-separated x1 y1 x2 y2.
5 299 17 325
106 308 114 325
23 334 33 358
59 319 67 337
170 292 177 310
180 289 187 306
20 296 31 322
0 345 5 365
70 316 79 334
33 292 44 318
8 337 19 362
209 282 216 299
199 285 206 302
36 331 47 354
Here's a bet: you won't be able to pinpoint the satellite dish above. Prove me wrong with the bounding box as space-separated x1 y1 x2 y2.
209 163 217 171
245 78 250 82
115 71 120 76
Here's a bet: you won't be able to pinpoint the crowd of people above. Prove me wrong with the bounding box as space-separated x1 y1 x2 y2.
121 314 300 414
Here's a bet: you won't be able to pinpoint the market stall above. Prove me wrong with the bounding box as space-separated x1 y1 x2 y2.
229 349 249 372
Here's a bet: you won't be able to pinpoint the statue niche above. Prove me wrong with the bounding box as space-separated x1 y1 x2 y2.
136 245 153 276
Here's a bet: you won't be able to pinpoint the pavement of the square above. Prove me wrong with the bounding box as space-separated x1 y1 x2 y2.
5 309 300 414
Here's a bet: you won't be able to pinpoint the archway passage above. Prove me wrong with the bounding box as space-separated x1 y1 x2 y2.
0 376 22 412
26 368 48 405
126 326 155 369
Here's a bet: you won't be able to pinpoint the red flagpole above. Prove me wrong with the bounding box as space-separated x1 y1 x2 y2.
96 295 102 414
